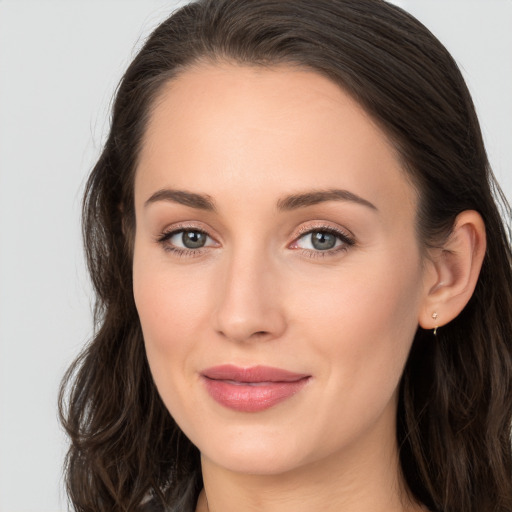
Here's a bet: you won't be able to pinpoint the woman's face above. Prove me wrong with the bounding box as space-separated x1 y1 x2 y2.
133 63 432 475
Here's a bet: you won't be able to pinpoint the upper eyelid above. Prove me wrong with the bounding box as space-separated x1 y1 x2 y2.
292 222 355 241
158 226 217 245
158 222 216 238
292 227 355 247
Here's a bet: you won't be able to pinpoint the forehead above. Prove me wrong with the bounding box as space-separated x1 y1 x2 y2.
135 62 417 219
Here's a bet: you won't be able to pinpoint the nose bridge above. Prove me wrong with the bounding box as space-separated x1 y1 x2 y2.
214 241 285 342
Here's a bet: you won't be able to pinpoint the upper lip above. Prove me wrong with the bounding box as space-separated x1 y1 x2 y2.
201 364 310 383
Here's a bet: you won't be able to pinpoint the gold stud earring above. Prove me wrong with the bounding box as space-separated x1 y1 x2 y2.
432 312 439 336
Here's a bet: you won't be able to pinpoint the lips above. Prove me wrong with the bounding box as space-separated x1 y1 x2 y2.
201 365 310 412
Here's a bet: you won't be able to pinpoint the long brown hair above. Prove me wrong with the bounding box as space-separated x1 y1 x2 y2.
59 1 512 510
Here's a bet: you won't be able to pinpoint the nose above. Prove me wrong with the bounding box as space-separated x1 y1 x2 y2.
213 249 287 343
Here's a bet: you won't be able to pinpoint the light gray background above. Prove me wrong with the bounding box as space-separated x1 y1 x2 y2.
0 1 510 511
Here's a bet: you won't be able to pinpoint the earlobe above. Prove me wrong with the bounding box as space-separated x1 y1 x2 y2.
419 210 486 331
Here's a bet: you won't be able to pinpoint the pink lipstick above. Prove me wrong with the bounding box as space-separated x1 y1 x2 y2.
201 365 310 412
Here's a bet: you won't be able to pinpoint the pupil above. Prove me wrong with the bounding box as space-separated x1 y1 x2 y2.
182 231 206 249
311 231 336 250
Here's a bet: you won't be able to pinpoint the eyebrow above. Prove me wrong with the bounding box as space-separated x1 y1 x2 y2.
276 189 378 211
144 187 377 212
144 189 216 211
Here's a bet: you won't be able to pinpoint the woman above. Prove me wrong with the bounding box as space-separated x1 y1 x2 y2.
59 0 512 511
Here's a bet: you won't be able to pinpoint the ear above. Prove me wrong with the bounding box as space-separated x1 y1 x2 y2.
418 210 486 331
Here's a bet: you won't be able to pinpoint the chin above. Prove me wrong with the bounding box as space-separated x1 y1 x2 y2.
193 423 317 476
203 445 308 476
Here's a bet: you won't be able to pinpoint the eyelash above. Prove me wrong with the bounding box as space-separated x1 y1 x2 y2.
292 225 356 259
156 224 213 258
156 224 356 259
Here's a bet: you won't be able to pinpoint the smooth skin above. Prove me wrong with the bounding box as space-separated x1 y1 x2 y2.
132 63 486 512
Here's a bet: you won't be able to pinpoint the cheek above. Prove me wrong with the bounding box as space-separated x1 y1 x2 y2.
289 247 424 427
134 264 209 345
133 263 216 444
132 247 214 408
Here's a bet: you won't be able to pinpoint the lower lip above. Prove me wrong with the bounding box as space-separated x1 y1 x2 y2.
202 377 310 412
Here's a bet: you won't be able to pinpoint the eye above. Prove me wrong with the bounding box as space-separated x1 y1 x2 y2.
292 227 355 255
157 228 217 254
299 231 339 250
172 230 209 249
